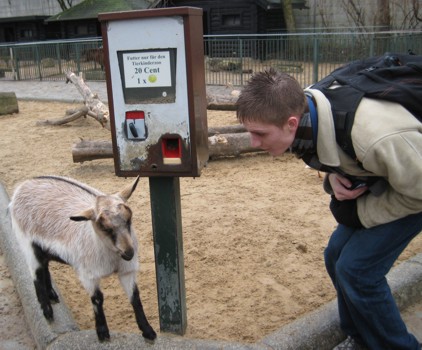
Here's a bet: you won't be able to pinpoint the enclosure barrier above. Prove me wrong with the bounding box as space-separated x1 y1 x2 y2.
0 30 421 88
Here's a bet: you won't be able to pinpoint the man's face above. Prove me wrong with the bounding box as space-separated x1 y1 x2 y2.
243 118 299 157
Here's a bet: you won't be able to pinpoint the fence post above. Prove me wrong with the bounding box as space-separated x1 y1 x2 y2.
312 35 319 83
35 45 42 81
15 54 20 81
239 37 243 86
9 47 17 80
369 33 375 57
75 43 81 74
56 43 62 76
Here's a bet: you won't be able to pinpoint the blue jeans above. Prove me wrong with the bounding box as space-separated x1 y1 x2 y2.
324 212 422 350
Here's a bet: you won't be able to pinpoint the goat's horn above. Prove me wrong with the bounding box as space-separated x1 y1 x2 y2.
118 175 140 201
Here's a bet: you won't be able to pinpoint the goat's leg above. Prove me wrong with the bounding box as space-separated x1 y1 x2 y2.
44 262 59 303
31 243 54 320
90 288 110 341
132 284 157 340
119 273 156 340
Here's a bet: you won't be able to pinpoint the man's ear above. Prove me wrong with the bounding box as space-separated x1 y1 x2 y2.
287 116 300 131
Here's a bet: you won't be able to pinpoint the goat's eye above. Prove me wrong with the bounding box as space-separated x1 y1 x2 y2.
98 221 113 236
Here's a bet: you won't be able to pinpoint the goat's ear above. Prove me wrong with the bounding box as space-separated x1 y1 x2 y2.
70 208 96 221
117 175 140 202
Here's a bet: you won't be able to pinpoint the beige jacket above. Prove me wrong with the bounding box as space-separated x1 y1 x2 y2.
306 88 422 228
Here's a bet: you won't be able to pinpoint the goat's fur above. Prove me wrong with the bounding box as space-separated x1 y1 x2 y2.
9 175 156 341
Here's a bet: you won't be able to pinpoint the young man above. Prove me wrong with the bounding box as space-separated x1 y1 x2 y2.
236 68 422 350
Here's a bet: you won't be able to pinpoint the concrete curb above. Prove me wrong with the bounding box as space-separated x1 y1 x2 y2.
1 181 421 349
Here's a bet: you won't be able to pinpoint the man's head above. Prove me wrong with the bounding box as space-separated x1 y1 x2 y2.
236 69 306 156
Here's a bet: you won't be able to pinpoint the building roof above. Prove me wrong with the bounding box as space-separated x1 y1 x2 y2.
45 0 159 22
258 0 308 10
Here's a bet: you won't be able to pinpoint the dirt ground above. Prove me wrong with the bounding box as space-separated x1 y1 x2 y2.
1 100 421 344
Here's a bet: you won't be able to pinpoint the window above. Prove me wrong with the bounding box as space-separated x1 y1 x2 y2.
20 29 33 39
75 24 88 36
222 14 241 27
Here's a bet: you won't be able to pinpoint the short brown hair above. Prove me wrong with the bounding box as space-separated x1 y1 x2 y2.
236 68 306 127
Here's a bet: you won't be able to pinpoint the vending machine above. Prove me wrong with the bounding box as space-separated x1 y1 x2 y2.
100 7 208 178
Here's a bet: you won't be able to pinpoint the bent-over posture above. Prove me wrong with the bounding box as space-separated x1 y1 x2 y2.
236 69 422 350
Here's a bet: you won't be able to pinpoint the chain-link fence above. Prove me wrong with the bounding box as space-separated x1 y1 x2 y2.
1 31 421 88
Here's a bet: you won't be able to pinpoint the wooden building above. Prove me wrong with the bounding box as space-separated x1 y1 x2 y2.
167 0 308 35
45 0 158 40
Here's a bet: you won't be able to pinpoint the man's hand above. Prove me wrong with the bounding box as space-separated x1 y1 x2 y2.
328 173 368 201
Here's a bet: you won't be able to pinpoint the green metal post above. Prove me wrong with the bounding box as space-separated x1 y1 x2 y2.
149 177 187 335
56 43 62 75
239 37 243 86
312 35 319 83
35 45 42 81
76 43 81 74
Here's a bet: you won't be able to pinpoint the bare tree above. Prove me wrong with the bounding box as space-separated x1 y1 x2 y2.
395 0 422 29
282 0 297 32
56 0 74 11
375 0 391 30
413 0 422 21
342 0 367 31
341 0 420 31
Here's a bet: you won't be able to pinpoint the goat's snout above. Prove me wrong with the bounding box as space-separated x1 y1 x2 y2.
120 247 134 261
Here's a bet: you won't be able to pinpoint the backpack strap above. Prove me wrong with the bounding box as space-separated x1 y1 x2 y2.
315 85 365 161
306 95 318 144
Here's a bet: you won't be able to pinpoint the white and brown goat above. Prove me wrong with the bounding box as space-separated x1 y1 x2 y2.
9 175 156 342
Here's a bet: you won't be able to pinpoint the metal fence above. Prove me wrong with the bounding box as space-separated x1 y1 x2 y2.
0 31 421 88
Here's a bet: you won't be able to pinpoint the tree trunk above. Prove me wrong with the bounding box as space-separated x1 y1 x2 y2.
72 139 114 163
65 71 110 130
72 132 261 163
208 133 260 159
207 93 239 110
37 71 111 129
282 0 297 33
376 0 390 30
36 106 89 126
208 124 246 136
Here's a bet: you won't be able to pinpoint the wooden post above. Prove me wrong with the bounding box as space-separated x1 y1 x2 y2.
149 177 187 335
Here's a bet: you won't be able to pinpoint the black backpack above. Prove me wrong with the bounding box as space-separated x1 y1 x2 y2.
311 52 422 161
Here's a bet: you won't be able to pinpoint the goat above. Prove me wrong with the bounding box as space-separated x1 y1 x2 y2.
9 175 156 342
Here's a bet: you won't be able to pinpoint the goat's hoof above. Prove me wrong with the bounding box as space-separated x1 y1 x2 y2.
43 304 54 321
142 328 157 341
97 327 110 342
49 288 60 303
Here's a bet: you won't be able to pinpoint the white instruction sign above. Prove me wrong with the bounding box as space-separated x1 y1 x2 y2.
123 51 172 88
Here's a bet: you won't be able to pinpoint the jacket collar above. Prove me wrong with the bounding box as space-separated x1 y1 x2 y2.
304 88 341 167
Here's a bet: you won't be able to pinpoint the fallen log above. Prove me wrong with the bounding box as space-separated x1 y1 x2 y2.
65 71 110 129
72 139 113 163
37 106 89 126
206 90 239 111
36 71 110 130
207 133 259 159
72 132 262 163
208 124 246 136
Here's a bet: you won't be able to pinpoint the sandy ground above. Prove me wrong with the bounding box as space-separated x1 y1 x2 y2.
0 100 421 345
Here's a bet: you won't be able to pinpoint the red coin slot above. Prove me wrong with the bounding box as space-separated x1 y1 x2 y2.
162 138 181 158
126 110 145 119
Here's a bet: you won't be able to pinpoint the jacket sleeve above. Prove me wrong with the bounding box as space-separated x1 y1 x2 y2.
357 130 422 227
